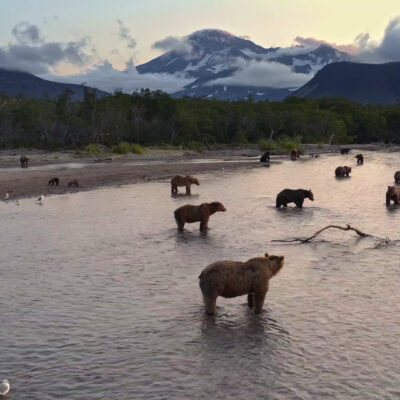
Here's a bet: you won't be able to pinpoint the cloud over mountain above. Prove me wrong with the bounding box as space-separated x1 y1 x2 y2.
0 22 92 74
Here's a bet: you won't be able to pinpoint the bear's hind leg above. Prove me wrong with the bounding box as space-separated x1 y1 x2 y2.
186 185 191 195
203 295 217 315
248 293 254 308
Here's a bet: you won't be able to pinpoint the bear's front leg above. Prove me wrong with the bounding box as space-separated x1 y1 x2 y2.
186 185 191 195
248 293 254 308
203 295 217 315
200 217 209 231
254 291 267 314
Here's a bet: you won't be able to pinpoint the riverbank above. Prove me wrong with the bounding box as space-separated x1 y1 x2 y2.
0 145 395 201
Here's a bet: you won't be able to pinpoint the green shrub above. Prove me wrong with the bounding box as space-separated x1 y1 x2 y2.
113 141 132 154
278 135 303 153
131 143 145 154
258 138 277 151
76 143 110 156
185 141 205 152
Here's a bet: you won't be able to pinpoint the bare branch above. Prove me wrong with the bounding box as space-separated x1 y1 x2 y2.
272 224 371 244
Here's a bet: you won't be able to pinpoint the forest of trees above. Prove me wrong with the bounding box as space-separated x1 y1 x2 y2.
0 88 399 150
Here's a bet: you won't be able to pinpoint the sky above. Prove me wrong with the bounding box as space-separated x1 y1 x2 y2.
1 0 400 91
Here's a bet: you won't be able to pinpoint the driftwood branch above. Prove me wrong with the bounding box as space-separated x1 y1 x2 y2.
272 224 371 244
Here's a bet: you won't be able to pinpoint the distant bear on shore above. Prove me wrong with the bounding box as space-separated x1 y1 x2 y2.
199 253 284 315
67 179 79 187
20 155 29 168
386 186 400 205
290 149 299 160
335 166 351 177
260 151 270 163
341 148 351 155
394 171 400 184
276 189 314 208
171 175 199 195
48 177 59 186
174 202 226 232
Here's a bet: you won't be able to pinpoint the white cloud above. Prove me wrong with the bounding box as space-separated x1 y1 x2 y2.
0 22 93 74
152 36 193 56
117 20 136 50
207 59 311 89
44 59 194 93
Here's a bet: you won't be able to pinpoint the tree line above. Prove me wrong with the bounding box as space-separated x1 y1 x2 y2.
0 87 399 150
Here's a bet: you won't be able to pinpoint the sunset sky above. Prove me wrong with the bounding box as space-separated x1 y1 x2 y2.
1 0 400 67
1 0 400 92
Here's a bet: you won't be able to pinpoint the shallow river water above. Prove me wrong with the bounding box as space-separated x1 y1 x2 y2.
1 151 400 400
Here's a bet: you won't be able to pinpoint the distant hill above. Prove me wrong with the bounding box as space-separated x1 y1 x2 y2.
294 62 400 105
0 68 108 101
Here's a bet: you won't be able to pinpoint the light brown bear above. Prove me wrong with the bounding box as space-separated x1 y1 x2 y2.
171 175 199 195
199 253 284 315
386 185 400 205
174 202 226 232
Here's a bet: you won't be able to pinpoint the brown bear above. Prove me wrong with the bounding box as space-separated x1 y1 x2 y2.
20 155 29 168
335 166 351 177
394 171 400 184
355 154 364 165
290 149 299 160
260 151 270 163
386 185 400 205
276 189 314 208
171 175 200 195
199 253 284 315
48 177 59 186
174 202 226 232
67 179 79 187
340 148 351 154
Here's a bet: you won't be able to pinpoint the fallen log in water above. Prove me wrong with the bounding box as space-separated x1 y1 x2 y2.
272 224 371 244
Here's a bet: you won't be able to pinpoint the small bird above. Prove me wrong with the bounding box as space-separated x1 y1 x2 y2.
4 193 9 201
37 195 45 202
0 379 10 396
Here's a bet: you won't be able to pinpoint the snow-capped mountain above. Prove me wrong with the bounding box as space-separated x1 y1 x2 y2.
137 29 350 101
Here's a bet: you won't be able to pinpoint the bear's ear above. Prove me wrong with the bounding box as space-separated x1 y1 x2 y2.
389 186 392 189
264 252 269 258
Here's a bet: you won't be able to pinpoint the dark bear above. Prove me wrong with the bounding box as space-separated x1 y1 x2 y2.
67 179 79 187
386 186 400 205
394 171 400 184
260 151 270 163
48 177 59 186
199 253 284 315
355 154 364 164
335 166 351 177
174 202 226 232
20 155 29 168
276 189 314 208
290 149 299 160
340 148 351 154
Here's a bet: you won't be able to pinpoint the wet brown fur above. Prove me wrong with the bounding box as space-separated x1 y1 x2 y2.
174 201 226 231
171 175 199 195
386 185 400 205
355 154 364 164
199 253 284 315
276 189 314 208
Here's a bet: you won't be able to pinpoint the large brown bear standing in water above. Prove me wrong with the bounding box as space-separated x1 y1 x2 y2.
386 186 400 205
335 166 351 177
199 253 284 315
171 175 199 195
174 202 226 231
276 189 314 208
